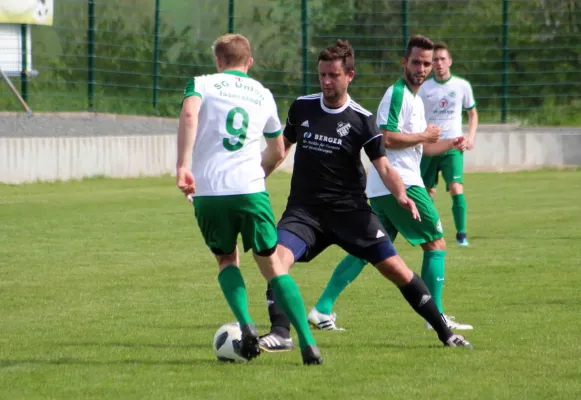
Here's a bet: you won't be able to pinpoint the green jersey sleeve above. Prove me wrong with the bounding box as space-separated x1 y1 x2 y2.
183 76 204 100
263 91 282 138
377 80 404 132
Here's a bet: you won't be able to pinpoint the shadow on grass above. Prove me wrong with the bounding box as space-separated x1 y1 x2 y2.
55 341 209 349
0 358 217 367
0 357 302 367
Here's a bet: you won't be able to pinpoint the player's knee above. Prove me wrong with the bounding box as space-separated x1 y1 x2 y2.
215 249 238 269
448 182 463 195
254 246 277 257
364 241 397 265
277 229 307 263
422 237 446 251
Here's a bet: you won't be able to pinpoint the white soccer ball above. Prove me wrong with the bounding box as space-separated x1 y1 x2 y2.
213 322 249 363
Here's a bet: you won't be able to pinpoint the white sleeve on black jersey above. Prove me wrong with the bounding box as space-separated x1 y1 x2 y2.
362 114 385 161
283 100 298 143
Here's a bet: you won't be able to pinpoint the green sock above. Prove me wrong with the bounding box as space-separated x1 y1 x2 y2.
217 265 253 327
421 250 446 314
315 254 368 315
452 193 467 234
270 274 315 350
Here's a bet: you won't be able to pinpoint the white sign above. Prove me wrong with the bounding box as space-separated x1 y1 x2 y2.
0 0 54 26
0 24 33 77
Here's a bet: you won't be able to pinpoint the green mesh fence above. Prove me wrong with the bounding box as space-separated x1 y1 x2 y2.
1 0 580 125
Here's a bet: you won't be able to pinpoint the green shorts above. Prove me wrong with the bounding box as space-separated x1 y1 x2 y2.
369 186 444 246
193 191 277 255
420 148 464 190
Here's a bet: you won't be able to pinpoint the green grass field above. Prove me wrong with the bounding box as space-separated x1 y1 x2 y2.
1 170 581 399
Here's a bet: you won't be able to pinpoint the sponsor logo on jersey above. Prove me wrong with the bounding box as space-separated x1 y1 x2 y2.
314 134 342 145
304 132 312 139
439 99 448 109
336 122 351 137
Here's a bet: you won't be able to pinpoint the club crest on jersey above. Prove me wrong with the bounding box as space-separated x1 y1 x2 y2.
336 122 351 137
448 91 456 98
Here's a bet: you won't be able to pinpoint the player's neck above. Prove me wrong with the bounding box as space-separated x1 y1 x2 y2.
218 66 249 75
322 93 349 109
435 72 452 82
402 77 420 95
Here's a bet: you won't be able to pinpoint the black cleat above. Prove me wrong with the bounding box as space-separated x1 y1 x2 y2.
240 324 261 360
301 345 323 365
258 333 294 352
445 334 474 349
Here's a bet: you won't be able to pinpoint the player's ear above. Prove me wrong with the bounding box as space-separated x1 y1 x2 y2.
402 57 407 68
247 57 254 70
214 56 222 72
347 70 355 82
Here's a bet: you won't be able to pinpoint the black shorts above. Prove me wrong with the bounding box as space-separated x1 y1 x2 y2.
277 205 396 263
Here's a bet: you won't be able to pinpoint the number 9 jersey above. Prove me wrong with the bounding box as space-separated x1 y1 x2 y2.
183 70 282 196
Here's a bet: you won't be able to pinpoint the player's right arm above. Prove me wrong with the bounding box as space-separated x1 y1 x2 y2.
424 136 467 156
382 125 440 149
176 77 203 197
377 86 440 149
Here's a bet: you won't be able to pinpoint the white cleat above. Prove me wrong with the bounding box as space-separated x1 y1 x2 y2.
426 314 473 331
307 308 345 331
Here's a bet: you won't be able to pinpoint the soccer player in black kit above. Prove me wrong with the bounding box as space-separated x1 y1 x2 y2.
259 40 472 363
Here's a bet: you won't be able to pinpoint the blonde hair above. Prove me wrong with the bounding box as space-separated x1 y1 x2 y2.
212 34 251 68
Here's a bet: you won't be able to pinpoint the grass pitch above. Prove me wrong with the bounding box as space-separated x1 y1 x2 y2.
1 170 581 399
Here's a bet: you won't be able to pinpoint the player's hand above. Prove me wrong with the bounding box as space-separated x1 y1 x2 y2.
422 124 441 144
466 137 475 150
397 195 421 221
176 167 196 200
452 137 467 152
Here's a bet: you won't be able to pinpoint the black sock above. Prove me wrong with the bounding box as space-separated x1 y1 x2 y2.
399 273 453 343
266 283 291 338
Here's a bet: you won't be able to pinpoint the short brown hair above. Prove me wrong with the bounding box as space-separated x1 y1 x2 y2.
212 34 251 67
404 35 434 59
318 39 355 73
434 42 452 58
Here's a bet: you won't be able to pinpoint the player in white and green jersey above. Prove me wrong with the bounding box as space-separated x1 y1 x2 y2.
418 42 479 247
176 34 321 365
311 35 473 332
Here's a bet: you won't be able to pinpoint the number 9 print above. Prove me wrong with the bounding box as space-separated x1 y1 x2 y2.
223 107 249 151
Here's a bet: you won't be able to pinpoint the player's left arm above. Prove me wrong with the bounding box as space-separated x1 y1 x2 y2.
262 136 293 178
261 92 286 177
363 119 420 220
371 156 420 221
465 108 478 150
463 80 478 150
176 95 201 197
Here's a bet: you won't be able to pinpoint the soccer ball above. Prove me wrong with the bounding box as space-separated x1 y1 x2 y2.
213 322 249 363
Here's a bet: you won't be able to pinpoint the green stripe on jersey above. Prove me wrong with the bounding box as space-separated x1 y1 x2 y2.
464 102 477 110
263 130 282 138
184 78 202 100
379 78 405 131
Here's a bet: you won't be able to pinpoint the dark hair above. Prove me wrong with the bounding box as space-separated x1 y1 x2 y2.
404 35 434 59
434 41 452 58
318 39 355 73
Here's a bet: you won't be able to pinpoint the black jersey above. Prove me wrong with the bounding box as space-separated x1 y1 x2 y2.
283 93 385 211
